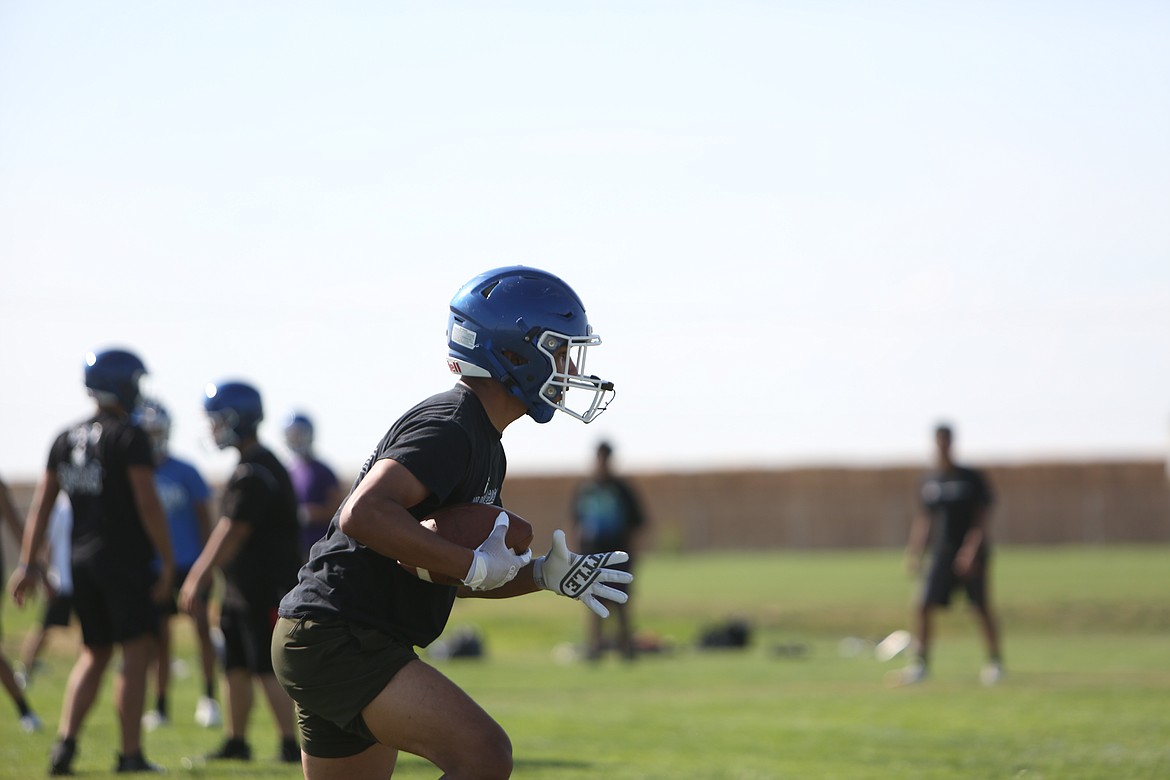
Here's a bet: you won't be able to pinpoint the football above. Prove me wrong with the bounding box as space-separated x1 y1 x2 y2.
399 503 535 585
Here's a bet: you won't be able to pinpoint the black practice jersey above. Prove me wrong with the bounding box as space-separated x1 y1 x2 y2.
279 386 506 647
48 411 155 570
220 444 301 609
919 466 993 552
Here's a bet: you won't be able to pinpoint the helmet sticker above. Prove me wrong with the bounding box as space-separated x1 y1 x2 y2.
451 323 477 349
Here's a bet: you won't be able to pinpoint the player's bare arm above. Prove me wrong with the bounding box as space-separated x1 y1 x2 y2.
129 463 175 603
195 498 214 546
8 469 60 607
340 457 479 584
179 516 252 614
954 507 989 576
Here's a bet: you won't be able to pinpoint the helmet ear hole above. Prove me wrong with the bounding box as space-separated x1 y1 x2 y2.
500 349 529 367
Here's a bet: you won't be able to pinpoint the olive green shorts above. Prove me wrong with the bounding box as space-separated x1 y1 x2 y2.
271 614 419 758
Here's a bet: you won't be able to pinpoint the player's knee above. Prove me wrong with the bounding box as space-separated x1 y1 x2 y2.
449 727 512 779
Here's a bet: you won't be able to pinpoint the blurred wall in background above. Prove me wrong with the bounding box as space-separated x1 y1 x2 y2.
3 460 1168 565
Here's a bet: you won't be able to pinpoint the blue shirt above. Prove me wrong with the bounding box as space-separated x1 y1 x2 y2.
155 456 212 569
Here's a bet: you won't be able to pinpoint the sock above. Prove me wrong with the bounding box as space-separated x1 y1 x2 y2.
156 694 168 716
16 698 32 717
205 681 216 699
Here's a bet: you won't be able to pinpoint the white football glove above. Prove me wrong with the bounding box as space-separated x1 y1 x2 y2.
532 530 633 618
462 511 533 591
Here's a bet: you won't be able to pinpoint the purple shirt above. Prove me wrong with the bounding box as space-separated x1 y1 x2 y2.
288 455 340 554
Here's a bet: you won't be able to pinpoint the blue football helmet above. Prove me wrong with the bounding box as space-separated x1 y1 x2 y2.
203 381 264 449
84 348 147 411
283 412 314 457
134 398 171 461
446 266 614 423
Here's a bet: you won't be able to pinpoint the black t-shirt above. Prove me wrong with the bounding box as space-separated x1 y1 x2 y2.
279 385 506 648
219 445 301 609
919 466 993 553
48 412 155 571
572 476 645 554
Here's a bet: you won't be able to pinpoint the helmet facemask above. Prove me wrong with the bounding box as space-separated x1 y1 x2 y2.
207 410 241 450
533 328 614 423
135 399 171 462
284 420 313 457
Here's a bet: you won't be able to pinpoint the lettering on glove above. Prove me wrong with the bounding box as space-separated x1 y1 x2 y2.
559 551 619 598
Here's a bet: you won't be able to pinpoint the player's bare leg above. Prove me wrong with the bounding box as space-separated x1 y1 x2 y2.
190 603 218 703
19 625 50 680
358 659 511 780
150 617 172 716
59 644 113 738
303 742 398 780
116 634 155 756
586 611 604 660
973 599 1003 684
224 668 253 741
890 605 932 686
614 603 635 660
258 673 297 740
0 652 24 701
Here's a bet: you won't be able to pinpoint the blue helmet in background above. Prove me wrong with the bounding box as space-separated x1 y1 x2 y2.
84 348 147 411
446 266 614 424
283 411 314 457
203 380 263 449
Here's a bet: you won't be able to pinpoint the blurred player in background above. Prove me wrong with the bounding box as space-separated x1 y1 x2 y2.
0 474 42 733
135 399 222 731
8 348 175 774
16 493 74 692
899 422 1004 686
272 266 632 779
572 440 646 661
283 412 342 562
179 381 301 763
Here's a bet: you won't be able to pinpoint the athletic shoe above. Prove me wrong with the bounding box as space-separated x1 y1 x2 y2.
279 738 300 763
893 660 928 686
206 738 251 761
141 710 169 731
115 752 165 773
49 737 77 776
981 661 1004 687
194 696 221 728
20 712 42 733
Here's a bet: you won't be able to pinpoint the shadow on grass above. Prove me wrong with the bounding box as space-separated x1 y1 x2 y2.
514 757 594 770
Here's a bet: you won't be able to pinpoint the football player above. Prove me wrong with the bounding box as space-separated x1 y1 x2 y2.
179 381 302 762
273 266 631 779
9 348 175 774
135 399 221 731
899 422 1004 686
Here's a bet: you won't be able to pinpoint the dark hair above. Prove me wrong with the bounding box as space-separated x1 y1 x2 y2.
597 441 613 458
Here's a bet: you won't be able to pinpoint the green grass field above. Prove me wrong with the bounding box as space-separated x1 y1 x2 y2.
2 545 1168 779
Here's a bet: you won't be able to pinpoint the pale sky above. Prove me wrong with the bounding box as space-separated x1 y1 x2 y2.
2 1 1168 486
